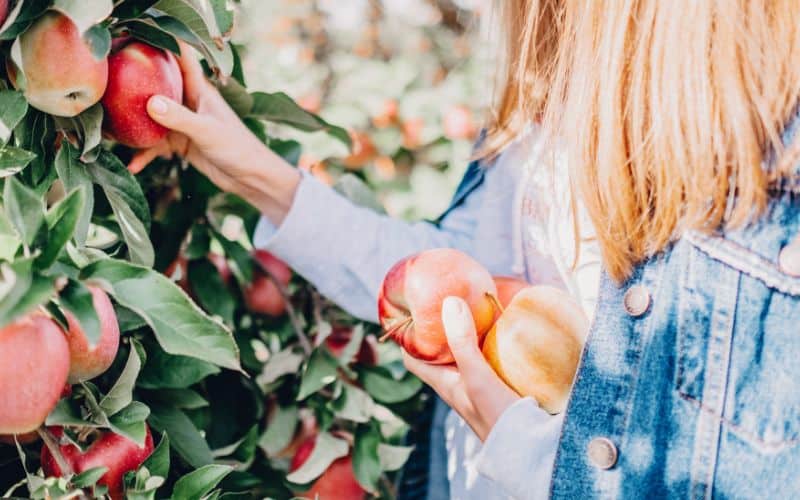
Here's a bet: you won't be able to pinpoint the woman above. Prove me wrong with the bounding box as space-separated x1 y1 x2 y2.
134 0 800 498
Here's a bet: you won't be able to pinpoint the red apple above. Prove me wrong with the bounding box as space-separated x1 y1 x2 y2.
378 248 498 364
290 436 365 500
325 326 379 366
102 39 183 148
13 11 108 117
482 286 589 414
442 105 476 140
0 314 70 434
64 286 120 383
244 250 292 316
42 426 155 500
0 0 9 27
493 276 531 309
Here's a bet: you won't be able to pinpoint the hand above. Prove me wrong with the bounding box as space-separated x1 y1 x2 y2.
402 297 520 441
127 41 300 224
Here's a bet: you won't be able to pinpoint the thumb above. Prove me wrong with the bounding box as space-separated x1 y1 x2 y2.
147 95 209 138
442 296 485 370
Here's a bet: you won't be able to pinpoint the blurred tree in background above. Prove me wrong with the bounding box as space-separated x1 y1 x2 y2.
236 0 492 219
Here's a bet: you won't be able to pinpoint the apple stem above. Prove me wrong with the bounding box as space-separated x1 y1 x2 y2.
37 427 74 477
379 316 413 343
486 292 504 315
256 260 313 356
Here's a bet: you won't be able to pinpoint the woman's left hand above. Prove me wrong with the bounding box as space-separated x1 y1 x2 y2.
402 297 520 442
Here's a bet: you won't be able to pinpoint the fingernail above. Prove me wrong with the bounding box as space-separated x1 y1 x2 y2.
149 96 168 115
442 296 465 317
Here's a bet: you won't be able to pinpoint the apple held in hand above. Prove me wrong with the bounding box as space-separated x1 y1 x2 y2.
290 436 366 500
0 314 70 434
244 250 292 316
64 286 121 384
493 276 531 309
482 286 589 414
102 39 183 148
379 248 497 364
42 426 155 500
11 11 109 117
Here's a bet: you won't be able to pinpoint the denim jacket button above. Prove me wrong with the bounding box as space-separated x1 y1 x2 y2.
587 437 618 470
623 285 651 317
778 241 800 277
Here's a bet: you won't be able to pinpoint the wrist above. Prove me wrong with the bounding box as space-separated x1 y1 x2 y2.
241 147 301 225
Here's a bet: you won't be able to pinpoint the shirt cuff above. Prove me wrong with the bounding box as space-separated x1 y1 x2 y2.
476 398 564 500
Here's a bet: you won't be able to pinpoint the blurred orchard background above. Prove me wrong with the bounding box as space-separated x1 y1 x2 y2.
236 0 492 220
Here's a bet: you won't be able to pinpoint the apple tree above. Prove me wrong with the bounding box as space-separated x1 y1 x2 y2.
0 1 426 498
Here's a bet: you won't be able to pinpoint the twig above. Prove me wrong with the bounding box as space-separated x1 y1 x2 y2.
255 260 312 356
37 428 73 476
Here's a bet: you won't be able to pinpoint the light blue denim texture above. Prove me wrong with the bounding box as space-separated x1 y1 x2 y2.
551 112 800 498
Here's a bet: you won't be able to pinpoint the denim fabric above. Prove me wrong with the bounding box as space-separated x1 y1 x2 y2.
551 115 800 498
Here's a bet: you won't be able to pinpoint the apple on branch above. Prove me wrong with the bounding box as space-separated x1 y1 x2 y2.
64 286 121 384
290 436 366 500
9 11 108 117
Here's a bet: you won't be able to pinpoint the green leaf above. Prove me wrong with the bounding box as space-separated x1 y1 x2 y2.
71 467 109 488
249 92 351 147
81 259 241 371
54 144 94 246
0 146 36 178
332 384 374 424
0 90 28 144
296 349 339 401
108 401 151 444
360 369 423 404
333 174 387 214
256 348 304 388
152 0 234 76
38 188 85 268
209 0 233 35
113 0 160 20
52 0 114 34
148 403 213 468
115 304 148 332
188 257 235 325
75 104 104 159
141 432 171 479
285 432 349 485
84 24 112 60
268 138 302 166
377 443 414 472
58 279 102 346
87 151 153 266
353 425 381 494
120 19 181 54
0 260 55 327
171 464 233 500
3 176 44 245
100 341 144 415
0 0 50 40
155 389 209 409
211 231 253 283
138 348 220 389
258 405 298 457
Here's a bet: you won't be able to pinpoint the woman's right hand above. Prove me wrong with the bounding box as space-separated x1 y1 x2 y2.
127 42 300 225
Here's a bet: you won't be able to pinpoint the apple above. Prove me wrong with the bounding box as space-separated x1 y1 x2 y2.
64 286 120 384
102 39 183 148
325 326 379 366
12 11 108 117
378 248 498 364
290 436 365 500
244 250 292 316
41 426 155 500
0 0 9 28
482 286 589 414
270 408 317 459
442 105 476 140
372 99 399 128
0 314 70 434
493 276 531 309
342 131 377 169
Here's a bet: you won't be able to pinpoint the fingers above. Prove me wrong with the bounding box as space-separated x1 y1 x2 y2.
176 40 210 107
128 142 170 174
147 95 211 139
442 296 500 386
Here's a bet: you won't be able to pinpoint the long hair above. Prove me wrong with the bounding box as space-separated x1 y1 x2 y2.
489 0 800 281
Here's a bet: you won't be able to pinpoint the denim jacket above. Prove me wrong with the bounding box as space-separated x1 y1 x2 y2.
550 114 800 498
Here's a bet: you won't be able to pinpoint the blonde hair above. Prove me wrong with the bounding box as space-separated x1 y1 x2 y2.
489 0 800 281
